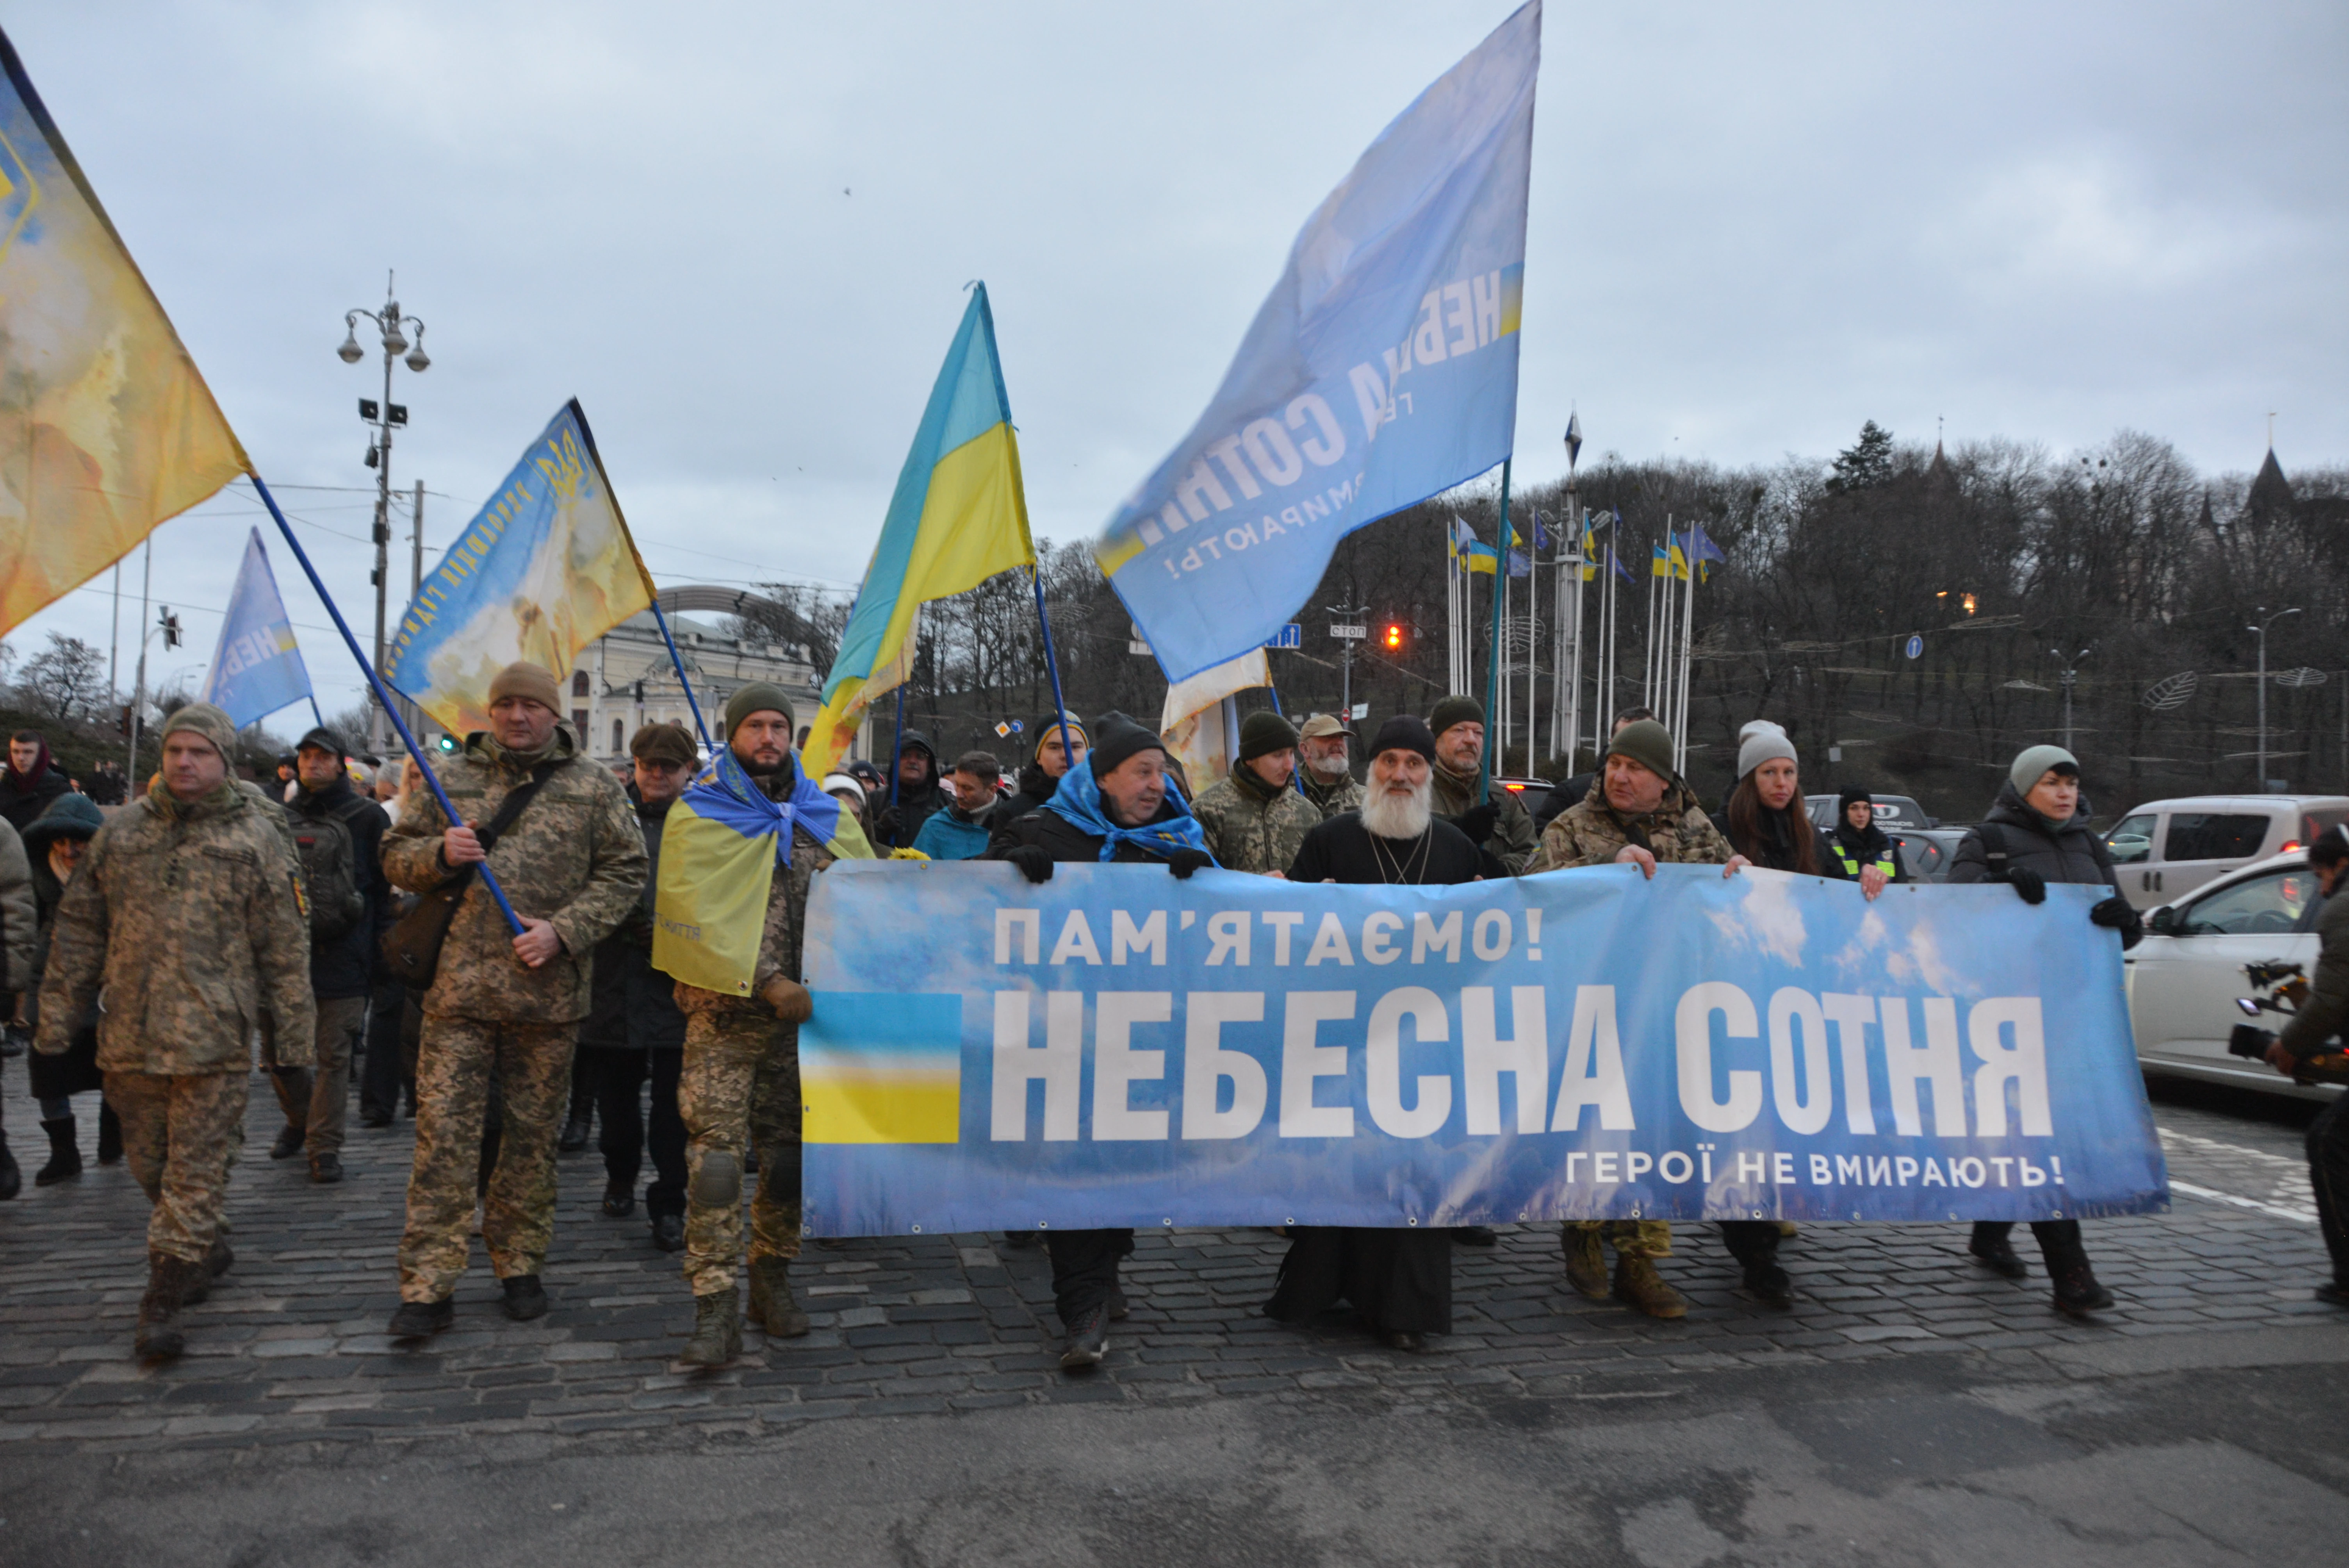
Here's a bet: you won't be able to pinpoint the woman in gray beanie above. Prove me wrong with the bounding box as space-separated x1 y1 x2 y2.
1945 743 2142 1315
1721 722 1818 878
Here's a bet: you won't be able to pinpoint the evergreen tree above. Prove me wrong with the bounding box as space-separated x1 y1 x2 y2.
1826 420 1895 494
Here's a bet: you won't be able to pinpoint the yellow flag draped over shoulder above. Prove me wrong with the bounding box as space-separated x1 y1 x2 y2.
802 284 1036 774
0 30 247 632
381 400 656 736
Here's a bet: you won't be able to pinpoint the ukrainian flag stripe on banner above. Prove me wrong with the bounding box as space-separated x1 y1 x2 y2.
0 29 248 633
801 992 963 1144
802 284 1037 775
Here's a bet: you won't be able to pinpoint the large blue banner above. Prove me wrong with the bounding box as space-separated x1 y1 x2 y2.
799 862 2168 1237
1092 2 1540 684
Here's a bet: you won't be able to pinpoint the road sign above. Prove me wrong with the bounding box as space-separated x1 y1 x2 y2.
1331 624 1367 641
993 721 1011 738
1264 623 1301 650
1904 634 1924 660
1128 640 1153 656
1349 702 1369 719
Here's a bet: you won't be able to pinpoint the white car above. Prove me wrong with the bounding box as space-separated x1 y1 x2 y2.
2105 793 2349 910
2125 850 2342 1101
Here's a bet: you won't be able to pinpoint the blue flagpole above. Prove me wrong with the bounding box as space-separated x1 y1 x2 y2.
248 473 526 935
307 697 324 731
646 598 715 753
1030 564 1078 774
1478 458 1513 805
887 684 907 829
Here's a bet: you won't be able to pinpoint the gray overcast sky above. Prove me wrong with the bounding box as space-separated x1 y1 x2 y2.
6 1 2342 722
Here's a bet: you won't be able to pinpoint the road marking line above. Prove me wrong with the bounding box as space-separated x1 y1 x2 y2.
2168 1179 2314 1223
2158 1127 2304 1169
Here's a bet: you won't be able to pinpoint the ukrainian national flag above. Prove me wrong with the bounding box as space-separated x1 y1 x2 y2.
802 285 1037 774
651 750 873 997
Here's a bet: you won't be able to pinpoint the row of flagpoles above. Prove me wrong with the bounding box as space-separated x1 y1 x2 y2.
1444 506 1725 767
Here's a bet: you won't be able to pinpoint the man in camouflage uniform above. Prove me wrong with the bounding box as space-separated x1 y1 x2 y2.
1191 711 1319 876
381 663 646 1336
1528 718 1750 1318
1426 696 1537 876
673 683 832 1366
37 703 315 1359
1296 713 1363 820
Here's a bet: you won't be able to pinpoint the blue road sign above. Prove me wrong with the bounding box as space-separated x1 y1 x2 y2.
1264 623 1302 650
1905 634 1924 660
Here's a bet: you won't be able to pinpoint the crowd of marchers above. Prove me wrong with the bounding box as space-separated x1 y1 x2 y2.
4 657 2345 1375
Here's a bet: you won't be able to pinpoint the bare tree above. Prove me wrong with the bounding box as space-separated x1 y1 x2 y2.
18 633 105 720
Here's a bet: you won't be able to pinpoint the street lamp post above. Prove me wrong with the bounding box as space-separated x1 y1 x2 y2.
2051 646 2091 753
338 273 430 753
2252 606 2302 792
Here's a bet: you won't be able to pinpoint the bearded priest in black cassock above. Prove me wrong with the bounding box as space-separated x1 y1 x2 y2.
1264 715 1488 1352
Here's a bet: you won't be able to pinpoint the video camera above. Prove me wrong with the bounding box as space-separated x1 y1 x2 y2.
2229 959 2307 1058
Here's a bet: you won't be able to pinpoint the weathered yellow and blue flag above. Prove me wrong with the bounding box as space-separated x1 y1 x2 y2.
802 284 1036 775
651 749 874 997
0 29 248 633
381 399 655 736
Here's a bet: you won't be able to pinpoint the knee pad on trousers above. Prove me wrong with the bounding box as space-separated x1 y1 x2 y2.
691 1151 741 1208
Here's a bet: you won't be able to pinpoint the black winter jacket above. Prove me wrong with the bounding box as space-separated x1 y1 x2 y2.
291 776 392 1000
580 788 686 1052
1947 781 2139 947
985 794 1192 867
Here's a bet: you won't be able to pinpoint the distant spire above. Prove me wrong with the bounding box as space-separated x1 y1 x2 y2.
2248 447 2295 517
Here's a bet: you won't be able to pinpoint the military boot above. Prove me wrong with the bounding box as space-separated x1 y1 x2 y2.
134 1253 203 1360
1561 1225 1609 1300
747 1256 811 1337
0 1125 20 1201
1613 1255 1688 1320
180 1235 235 1306
679 1286 741 1367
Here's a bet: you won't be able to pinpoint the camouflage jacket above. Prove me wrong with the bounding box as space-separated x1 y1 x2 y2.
1430 760 1538 875
1527 777 1734 872
382 727 648 1023
1193 768 1321 875
37 779 315 1074
0 816 35 992
1299 770 1365 821
676 819 834 1021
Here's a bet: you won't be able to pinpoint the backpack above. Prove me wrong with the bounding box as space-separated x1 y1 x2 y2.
292 795 371 942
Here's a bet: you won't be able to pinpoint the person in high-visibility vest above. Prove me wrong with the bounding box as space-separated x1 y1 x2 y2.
1820 786 1909 895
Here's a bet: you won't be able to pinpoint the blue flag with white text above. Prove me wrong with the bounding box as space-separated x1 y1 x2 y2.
1093 2 1541 683
198 528 313 730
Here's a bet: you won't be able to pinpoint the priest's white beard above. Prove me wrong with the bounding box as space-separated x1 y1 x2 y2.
1360 776 1433 841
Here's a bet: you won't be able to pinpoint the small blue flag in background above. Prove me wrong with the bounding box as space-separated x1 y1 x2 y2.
199 527 313 730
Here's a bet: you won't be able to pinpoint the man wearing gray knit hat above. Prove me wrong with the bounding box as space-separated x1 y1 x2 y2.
1191 710 1320 875
1424 695 1538 876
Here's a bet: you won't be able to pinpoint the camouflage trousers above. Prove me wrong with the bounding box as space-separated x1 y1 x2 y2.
1564 1219 1673 1259
679 1010 801 1297
105 1069 248 1265
261 996 369 1156
397 1016 577 1303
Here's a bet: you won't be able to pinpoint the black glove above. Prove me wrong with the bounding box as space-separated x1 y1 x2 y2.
2089 894 2138 928
873 806 903 845
2005 867 2046 905
1454 803 1501 846
1164 848 1215 880
1003 844 1055 884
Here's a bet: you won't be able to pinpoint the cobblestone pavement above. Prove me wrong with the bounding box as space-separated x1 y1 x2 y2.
0 1064 2338 1453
